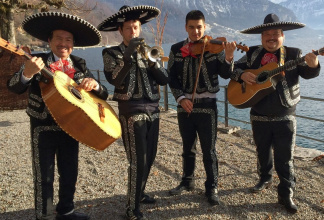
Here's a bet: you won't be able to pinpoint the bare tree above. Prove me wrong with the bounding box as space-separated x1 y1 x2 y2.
148 0 168 47
0 0 95 44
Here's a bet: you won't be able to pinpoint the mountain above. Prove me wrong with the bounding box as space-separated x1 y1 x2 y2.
13 0 323 47
279 0 324 30
98 0 323 44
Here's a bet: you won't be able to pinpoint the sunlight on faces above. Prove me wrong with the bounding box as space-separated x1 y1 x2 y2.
119 20 142 46
48 30 74 60
261 29 284 52
185 19 206 42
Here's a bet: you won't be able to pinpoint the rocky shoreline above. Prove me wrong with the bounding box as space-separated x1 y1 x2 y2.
0 104 323 219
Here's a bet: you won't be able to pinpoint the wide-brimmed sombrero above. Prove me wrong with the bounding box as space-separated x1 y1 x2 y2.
241 13 305 34
22 12 101 46
97 5 160 32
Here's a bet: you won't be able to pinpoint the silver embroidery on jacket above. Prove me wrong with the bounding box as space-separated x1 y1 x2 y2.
8 64 25 86
280 77 300 107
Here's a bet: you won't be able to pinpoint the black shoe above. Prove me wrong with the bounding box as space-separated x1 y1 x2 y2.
278 195 298 214
251 180 272 193
140 194 156 204
169 184 194 196
205 188 220 206
125 209 147 220
56 211 90 220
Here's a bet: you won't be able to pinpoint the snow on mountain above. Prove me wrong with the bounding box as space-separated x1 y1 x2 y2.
279 0 324 30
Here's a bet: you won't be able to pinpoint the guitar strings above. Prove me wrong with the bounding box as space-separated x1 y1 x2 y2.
51 72 109 112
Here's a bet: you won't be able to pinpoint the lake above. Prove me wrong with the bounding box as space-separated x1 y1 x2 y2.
72 40 324 152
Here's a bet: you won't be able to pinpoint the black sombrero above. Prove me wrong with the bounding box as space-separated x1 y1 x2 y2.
241 13 305 34
97 5 160 32
22 12 102 46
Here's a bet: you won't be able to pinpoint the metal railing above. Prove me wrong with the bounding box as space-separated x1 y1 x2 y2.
92 69 324 146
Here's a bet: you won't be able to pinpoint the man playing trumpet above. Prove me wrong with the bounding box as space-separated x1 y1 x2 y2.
97 5 169 220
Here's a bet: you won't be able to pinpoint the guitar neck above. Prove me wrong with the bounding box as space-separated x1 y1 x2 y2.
23 52 54 79
0 38 54 78
270 50 319 77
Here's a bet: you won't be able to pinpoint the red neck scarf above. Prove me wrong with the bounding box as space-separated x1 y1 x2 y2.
261 53 278 66
49 59 76 79
180 42 197 58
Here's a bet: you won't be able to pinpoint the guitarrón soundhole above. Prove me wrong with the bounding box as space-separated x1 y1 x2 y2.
256 71 269 84
68 85 84 102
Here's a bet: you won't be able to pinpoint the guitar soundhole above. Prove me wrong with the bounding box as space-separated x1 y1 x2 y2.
68 85 84 102
256 71 269 84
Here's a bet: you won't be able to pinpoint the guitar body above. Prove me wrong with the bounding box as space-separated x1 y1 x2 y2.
40 71 121 151
227 62 283 109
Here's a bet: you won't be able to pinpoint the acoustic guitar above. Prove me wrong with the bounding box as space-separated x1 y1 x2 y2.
227 47 324 109
0 38 122 151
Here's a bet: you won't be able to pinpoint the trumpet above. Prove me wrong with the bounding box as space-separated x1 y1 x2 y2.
137 41 164 62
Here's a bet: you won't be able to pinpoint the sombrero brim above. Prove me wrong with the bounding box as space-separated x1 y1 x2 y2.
22 12 102 46
97 5 160 32
241 22 305 34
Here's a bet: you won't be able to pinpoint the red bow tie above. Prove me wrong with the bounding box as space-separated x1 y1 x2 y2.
180 42 197 58
49 59 76 79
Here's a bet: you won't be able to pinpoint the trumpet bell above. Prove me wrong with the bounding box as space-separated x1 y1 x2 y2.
147 46 164 62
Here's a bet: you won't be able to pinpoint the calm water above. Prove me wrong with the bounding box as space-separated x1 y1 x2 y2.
72 41 324 152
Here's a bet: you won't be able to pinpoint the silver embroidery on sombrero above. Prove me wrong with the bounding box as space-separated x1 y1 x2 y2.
22 12 101 39
22 12 101 46
241 21 305 34
97 5 160 31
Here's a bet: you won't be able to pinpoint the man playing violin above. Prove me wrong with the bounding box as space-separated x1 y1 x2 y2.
231 13 320 213
97 5 169 220
167 10 236 205
7 12 108 220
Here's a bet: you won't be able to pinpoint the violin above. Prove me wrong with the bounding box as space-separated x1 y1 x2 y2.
190 35 249 55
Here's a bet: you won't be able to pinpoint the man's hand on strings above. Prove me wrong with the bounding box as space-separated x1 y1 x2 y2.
79 78 98 91
241 72 256 85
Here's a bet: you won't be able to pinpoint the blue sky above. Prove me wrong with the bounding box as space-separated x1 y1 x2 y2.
269 0 287 3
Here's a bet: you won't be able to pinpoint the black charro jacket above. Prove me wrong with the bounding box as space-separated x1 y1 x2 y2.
7 52 108 122
167 39 234 101
102 43 169 102
232 45 321 116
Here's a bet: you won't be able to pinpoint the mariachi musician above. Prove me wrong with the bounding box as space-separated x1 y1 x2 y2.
231 13 320 213
97 5 169 220
7 12 108 220
167 10 236 205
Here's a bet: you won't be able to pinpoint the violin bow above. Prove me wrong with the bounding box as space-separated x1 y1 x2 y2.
189 36 208 115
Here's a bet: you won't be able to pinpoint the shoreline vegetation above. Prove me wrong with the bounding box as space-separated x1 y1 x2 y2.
0 102 323 219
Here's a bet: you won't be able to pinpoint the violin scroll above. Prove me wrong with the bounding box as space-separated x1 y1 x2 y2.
236 42 249 53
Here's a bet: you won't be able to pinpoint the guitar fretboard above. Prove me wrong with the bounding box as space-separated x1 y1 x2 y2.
268 49 320 77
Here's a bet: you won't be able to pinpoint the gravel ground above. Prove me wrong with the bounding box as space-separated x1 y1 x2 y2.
0 102 324 220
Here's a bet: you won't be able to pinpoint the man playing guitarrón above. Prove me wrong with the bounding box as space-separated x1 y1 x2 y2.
7 12 108 220
231 13 320 214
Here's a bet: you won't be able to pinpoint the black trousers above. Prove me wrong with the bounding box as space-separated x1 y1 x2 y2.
119 111 159 211
177 102 218 190
30 117 79 220
251 114 296 197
